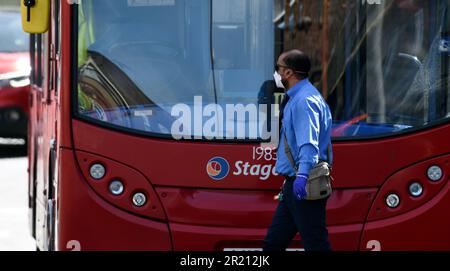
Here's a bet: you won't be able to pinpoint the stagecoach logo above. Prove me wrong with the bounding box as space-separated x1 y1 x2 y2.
206 157 230 181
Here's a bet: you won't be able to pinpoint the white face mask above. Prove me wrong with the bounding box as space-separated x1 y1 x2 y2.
273 71 285 89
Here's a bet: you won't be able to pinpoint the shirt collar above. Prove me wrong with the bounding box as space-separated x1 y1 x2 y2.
286 78 309 98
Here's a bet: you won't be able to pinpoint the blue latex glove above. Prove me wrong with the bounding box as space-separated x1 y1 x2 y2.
293 174 308 200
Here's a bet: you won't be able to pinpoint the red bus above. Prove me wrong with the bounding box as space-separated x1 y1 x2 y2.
24 0 449 251
0 9 30 140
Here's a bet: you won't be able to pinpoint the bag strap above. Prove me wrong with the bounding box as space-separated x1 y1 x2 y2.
327 144 331 164
283 131 331 174
283 132 298 174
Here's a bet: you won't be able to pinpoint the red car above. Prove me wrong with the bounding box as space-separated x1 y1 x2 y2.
0 9 30 140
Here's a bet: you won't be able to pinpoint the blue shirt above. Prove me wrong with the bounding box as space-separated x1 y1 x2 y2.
275 79 333 176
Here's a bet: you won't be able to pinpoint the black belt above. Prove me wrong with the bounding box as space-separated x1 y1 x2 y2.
283 175 296 182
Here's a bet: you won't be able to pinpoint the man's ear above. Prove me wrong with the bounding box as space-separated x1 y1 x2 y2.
285 69 294 79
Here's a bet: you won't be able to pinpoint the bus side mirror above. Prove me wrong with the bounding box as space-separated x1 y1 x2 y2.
21 0 50 34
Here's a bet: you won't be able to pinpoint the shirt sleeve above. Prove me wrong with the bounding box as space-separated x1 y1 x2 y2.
291 97 320 175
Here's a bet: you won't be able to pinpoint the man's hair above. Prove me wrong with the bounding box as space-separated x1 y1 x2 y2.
282 49 311 78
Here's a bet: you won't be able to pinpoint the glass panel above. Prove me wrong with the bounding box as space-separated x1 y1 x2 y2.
77 0 274 139
0 10 29 52
77 0 450 140
284 0 450 137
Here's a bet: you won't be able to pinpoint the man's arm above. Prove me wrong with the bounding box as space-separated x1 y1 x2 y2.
292 98 320 175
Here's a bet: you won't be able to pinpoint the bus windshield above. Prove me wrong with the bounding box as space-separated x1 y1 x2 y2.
76 0 450 140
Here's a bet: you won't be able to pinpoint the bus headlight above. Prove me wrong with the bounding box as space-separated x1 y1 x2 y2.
409 182 423 197
386 194 400 208
89 163 106 180
427 165 442 182
109 180 124 196
132 192 147 207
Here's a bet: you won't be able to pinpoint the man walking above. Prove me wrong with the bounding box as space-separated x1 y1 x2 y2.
263 50 333 251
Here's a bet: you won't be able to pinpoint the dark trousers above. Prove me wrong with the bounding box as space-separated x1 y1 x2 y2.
263 180 331 251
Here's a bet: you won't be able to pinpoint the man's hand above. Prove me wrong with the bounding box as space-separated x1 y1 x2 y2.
293 174 308 200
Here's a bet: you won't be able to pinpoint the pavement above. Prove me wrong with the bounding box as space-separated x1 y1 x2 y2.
0 143 35 251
